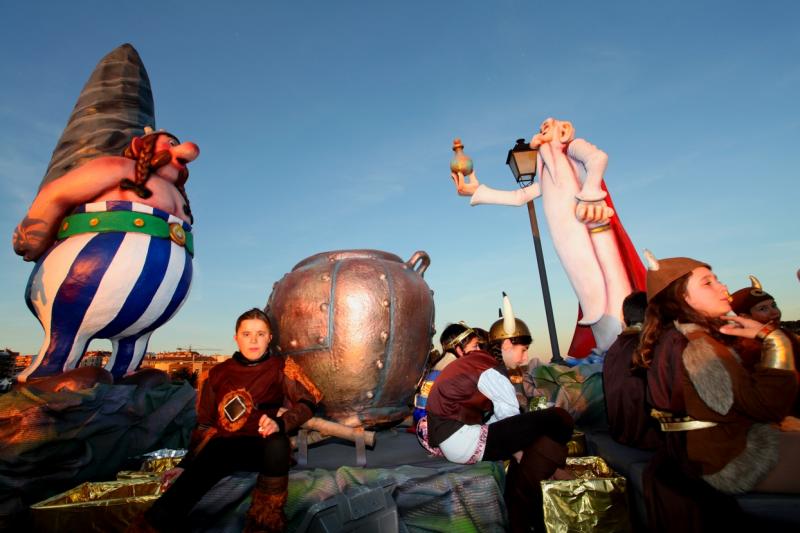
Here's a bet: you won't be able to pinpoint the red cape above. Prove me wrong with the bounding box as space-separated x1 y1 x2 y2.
567 181 646 358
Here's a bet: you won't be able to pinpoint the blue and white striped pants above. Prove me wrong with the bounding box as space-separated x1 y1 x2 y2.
20 201 193 381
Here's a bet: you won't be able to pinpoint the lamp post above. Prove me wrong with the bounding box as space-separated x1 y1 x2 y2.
506 139 563 363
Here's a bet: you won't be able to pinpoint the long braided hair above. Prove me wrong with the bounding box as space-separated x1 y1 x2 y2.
121 132 193 223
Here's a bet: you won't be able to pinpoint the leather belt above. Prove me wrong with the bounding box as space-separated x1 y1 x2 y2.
651 408 718 432
58 210 194 256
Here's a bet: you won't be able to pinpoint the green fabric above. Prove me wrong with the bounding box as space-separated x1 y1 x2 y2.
531 363 607 427
57 210 194 255
285 462 506 532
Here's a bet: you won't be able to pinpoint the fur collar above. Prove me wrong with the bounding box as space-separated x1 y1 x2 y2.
675 322 734 415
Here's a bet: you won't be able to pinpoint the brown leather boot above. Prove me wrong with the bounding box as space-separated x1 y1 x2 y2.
508 436 569 533
244 475 289 533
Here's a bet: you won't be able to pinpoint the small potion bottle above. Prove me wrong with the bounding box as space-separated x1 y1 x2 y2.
450 138 474 176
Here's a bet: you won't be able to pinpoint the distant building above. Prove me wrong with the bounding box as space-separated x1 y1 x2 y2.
79 351 111 368
13 354 31 376
140 350 229 389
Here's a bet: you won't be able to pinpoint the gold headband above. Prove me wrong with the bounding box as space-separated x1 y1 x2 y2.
443 321 476 352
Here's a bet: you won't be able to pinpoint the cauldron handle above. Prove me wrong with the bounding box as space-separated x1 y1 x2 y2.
405 251 430 276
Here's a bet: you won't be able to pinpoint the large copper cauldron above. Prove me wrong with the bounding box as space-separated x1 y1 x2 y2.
266 249 435 428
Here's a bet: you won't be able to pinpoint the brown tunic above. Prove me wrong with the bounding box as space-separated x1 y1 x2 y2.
190 351 322 454
603 330 661 449
647 324 797 491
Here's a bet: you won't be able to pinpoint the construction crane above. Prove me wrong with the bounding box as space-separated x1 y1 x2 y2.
176 346 221 353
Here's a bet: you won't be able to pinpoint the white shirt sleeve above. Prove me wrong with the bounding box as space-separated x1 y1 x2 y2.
470 183 541 206
477 368 520 423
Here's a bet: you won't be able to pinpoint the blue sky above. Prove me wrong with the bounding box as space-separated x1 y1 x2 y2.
1 1 798 359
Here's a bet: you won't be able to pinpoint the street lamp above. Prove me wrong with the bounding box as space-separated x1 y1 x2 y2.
506 139 563 363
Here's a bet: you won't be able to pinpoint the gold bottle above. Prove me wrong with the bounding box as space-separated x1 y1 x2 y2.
450 138 473 176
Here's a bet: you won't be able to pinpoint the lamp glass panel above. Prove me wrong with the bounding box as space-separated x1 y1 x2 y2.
508 157 521 180
514 151 537 177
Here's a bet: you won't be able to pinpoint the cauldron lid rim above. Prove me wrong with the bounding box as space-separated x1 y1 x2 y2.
292 249 404 270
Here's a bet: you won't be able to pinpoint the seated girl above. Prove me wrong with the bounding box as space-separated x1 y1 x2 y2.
634 253 798 495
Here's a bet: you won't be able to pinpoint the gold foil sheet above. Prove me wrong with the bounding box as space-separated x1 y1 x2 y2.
566 431 586 457
541 456 630 533
30 479 162 531
116 470 161 480
141 448 186 472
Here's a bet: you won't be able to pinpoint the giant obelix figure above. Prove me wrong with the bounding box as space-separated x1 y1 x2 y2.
12 44 199 381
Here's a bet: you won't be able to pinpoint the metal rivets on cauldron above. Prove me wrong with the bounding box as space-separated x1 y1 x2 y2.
379 273 386 281
320 302 328 312
382 299 390 308
380 331 389 342
289 339 298 348
317 336 325 344
366 391 374 399
376 360 384 369
328 255 336 262
321 273 330 282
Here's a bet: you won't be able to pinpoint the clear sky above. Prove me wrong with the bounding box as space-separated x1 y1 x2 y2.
1 1 798 359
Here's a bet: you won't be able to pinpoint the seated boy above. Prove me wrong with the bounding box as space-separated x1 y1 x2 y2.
135 308 322 532
420 295 574 533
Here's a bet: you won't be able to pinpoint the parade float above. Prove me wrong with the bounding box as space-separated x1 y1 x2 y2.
5 41 797 533
1 44 509 532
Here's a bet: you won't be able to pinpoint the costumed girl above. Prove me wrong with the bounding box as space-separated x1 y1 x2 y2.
418 294 574 533
730 275 800 415
634 253 799 498
134 308 322 532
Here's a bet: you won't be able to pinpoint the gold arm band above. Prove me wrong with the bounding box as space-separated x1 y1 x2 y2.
651 408 718 432
588 224 611 234
760 329 795 371
756 322 778 340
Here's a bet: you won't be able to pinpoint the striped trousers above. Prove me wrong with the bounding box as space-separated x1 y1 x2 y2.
19 201 193 381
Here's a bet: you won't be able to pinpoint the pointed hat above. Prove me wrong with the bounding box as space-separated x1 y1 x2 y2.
729 275 774 314
643 249 708 301
40 43 154 190
489 292 532 342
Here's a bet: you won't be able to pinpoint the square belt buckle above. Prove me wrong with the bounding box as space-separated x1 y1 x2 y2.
223 395 247 422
